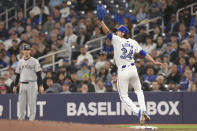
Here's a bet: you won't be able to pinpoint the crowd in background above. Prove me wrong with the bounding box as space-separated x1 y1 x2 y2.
0 0 197 94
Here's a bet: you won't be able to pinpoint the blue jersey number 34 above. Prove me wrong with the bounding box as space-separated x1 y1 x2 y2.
120 48 133 60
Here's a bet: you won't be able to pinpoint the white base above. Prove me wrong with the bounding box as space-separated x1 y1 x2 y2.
129 126 158 130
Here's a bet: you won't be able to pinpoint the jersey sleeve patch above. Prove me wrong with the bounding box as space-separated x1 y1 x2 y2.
107 33 113 41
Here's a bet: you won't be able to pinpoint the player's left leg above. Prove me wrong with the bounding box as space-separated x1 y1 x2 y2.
129 66 150 124
27 82 38 120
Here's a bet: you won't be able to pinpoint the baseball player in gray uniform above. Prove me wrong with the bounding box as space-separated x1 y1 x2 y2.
13 41 44 120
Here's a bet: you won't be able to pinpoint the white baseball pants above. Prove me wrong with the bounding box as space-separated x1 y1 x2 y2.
117 64 146 115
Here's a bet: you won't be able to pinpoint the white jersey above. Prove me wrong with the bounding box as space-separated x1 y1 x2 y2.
15 57 41 82
109 33 143 67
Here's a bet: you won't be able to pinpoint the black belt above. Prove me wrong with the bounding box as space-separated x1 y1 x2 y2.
21 81 36 84
122 63 135 68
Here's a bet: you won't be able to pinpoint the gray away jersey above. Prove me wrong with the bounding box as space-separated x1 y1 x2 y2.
15 57 41 82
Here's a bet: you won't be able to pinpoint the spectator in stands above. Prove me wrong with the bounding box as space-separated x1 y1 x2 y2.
76 24 90 46
57 73 65 85
161 0 173 28
190 12 197 28
155 35 167 55
4 31 20 50
143 66 157 83
90 26 103 48
188 56 197 72
141 36 156 54
56 35 70 60
165 14 179 35
90 66 97 75
12 20 24 34
177 23 189 42
114 7 135 25
76 0 93 13
157 62 170 78
136 7 146 23
43 15 55 34
149 3 161 19
43 71 53 90
164 43 177 63
80 73 95 92
95 52 107 71
0 21 9 40
0 46 10 68
111 72 117 91
31 2 49 16
97 66 112 83
180 69 194 91
45 78 62 93
53 6 61 22
0 85 7 94
64 23 77 53
187 34 197 51
16 9 26 27
167 80 177 92
70 69 80 92
156 75 167 91
60 81 71 94
103 38 114 59
131 0 149 15
151 25 162 42
8 39 19 55
34 6 48 25
77 62 90 80
60 1 70 18
10 54 18 69
1 71 13 93
7 67 15 81
49 0 63 8
151 80 160 92
80 83 89 93
190 83 197 92
90 73 96 88
177 57 186 74
95 79 105 93
76 46 93 66
105 81 113 92
136 26 147 44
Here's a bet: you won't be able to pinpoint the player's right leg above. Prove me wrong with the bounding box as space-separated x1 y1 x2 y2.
117 66 140 114
18 84 27 120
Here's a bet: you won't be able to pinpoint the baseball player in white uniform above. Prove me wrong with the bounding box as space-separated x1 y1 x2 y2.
13 41 44 120
97 5 163 125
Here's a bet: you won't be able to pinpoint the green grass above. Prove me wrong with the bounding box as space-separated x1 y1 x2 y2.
112 124 197 131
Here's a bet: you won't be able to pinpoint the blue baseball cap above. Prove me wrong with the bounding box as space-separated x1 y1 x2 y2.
116 25 129 35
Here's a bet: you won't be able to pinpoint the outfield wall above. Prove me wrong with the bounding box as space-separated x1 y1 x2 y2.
0 92 196 124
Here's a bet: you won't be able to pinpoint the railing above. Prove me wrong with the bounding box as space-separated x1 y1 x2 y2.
131 16 164 38
0 0 37 29
0 36 107 73
85 35 107 53
176 2 197 22
0 7 17 29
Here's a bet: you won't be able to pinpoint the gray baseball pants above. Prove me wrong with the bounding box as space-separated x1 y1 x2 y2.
18 82 38 120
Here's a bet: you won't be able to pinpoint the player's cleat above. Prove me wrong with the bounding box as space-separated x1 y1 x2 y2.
138 110 150 125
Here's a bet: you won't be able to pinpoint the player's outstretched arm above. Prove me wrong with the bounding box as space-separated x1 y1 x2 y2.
145 54 163 66
100 21 111 35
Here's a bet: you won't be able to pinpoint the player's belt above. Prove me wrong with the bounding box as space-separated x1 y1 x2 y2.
122 63 135 68
21 81 36 84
